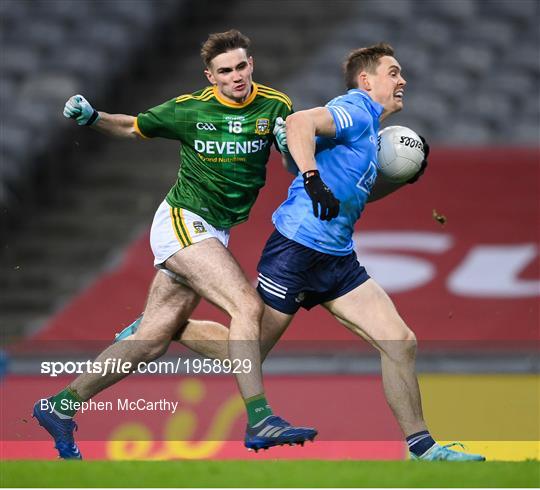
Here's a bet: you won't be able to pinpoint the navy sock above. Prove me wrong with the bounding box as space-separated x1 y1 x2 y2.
406 430 436 457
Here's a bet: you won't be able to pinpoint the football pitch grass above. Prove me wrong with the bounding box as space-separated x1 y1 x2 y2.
1 461 538 487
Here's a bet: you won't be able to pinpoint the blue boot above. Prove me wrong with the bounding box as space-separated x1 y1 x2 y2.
33 401 82 459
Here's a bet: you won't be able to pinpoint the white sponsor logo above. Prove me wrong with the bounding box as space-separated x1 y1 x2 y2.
194 139 269 155
355 231 540 297
196 122 217 131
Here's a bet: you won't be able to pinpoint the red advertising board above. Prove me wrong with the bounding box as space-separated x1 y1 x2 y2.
29 148 539 345
2 373 537 460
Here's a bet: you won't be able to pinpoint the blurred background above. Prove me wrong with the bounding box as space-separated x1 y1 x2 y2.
0 0 538 462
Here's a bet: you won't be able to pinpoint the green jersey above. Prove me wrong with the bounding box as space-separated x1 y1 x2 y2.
136 82 293 228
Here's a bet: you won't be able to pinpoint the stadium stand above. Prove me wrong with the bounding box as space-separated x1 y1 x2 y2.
0 0 183 214
283 0 539 144
1 0 189 335
0 0 538 343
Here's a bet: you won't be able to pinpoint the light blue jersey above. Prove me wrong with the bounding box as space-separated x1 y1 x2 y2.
273 89 383 256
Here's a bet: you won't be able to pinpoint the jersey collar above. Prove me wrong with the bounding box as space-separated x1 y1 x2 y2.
348 88 384 118
213 82 259 108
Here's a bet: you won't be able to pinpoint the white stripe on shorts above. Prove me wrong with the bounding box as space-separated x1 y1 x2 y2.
258 282 286 299
258 273 287 292
258 278 288 297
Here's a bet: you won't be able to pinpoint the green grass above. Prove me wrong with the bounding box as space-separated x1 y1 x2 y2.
1 461 538 487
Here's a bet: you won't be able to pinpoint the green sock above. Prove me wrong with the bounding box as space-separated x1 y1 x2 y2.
245 394 273 426
49 388 83 418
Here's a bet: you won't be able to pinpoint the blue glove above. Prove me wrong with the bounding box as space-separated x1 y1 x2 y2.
63 94 100 126
273 116 288 153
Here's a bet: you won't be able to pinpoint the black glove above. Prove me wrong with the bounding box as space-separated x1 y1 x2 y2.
303 169 340 221
407 135 430 184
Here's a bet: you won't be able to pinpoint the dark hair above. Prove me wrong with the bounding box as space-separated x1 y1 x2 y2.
343 43 395 89
200 29 251 67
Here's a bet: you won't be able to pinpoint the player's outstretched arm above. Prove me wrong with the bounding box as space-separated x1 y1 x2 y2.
63 94 141 139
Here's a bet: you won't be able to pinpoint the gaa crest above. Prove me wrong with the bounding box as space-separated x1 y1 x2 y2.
255 118 270 135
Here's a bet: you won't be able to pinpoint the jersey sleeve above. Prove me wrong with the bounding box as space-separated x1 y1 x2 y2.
326 102 371 144
136 98 179 140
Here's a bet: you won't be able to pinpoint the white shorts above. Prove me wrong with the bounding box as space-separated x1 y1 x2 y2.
150 200 230 280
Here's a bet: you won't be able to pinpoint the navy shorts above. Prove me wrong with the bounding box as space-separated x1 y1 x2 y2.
256 229 370 314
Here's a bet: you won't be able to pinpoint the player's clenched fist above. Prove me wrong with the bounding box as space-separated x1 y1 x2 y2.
273 117 288 153
63 94 100 126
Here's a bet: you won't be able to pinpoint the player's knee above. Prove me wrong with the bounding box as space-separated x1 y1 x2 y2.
233 293 264 323
381 325 417 361
402 329 417 355
394 327 417 358
229 294 264 339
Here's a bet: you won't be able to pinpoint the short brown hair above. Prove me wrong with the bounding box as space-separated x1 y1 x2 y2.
343 43 395 89
200 29 251 67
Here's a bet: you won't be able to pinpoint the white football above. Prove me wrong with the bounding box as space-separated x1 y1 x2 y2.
377 126 425 183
